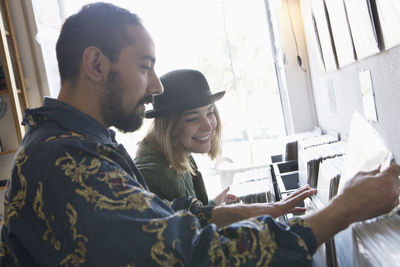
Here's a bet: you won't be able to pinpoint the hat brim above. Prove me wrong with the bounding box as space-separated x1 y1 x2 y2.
145 91 225 118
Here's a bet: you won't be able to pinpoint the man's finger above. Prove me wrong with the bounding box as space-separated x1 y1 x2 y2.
285 185 312 200
283 190 316 209
377 163 400 178
290 207 307 214
287 188 317 201
370 166 381 175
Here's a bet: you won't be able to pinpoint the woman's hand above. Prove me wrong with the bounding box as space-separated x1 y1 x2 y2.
213 186 237 205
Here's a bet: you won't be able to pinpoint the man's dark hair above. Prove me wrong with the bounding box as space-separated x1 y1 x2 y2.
56 2 142 84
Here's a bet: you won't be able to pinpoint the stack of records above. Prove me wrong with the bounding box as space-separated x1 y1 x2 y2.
312 156 345 208
336 112 397 266
305 156 344 267
284 127 323 160
353 207 400 265
228 167 272 204
298 139 346 188
298 134 339 150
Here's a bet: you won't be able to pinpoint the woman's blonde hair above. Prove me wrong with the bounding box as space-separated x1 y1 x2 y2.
138 106 222 174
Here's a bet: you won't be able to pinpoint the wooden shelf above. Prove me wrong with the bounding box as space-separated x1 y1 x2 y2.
0 149 16 155
0 88 22 95
0 0 29 143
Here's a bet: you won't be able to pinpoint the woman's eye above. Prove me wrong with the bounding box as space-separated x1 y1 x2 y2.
186 117 198 122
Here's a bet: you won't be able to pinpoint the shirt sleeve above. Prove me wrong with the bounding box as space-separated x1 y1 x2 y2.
171 196 213 227
208 199 216 206
1 143 317 267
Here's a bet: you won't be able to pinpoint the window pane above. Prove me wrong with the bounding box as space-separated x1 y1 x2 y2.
32 0 286 197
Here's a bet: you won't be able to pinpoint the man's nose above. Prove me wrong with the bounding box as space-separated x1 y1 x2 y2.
148 73 164 96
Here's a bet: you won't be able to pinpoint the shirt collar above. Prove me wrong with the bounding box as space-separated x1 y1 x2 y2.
24 97 115 142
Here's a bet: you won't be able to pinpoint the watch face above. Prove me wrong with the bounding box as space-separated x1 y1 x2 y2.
0 96 7 119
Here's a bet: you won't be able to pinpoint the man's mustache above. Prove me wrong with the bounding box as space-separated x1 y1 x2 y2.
139 95 154 105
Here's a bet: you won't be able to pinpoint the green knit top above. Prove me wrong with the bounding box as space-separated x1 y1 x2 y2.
134 142 212 205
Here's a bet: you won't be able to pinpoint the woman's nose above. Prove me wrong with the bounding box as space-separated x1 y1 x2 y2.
201 117 214 131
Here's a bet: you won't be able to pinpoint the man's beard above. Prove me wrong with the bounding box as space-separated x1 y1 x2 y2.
100 71 151 132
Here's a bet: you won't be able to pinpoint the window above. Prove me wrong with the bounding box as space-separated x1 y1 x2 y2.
31 0 287 197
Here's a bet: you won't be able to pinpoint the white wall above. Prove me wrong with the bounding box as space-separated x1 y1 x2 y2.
278 0 317 133
300 0 400 160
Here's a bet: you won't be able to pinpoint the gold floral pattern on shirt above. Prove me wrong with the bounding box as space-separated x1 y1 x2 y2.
97 143 112 155
55 153 101 184
209 219 278 266
288 217 310 229
288 218 312 260
190 221 201 235
0 241 17 264
96 144 144 189
55 152 153 212
255 220 278 265
0 241 7 257
98 169 134 197
3 149 28 227
60 203 88 267
76 186 153 212
296 236 311 260
45 131 84 142
33 181 61 251
96 144 114 164
208 232 229 265
26 114 37 127
143 219 184 266
164 199 174 207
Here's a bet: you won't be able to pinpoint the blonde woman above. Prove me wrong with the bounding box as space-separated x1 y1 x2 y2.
135 69 236 206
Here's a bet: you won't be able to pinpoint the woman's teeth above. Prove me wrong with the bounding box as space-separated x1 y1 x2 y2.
194 136 209 141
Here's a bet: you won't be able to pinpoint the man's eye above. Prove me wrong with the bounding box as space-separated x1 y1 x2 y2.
141 65 151 71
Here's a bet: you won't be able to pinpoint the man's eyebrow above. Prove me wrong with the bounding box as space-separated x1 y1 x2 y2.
141 55 155 64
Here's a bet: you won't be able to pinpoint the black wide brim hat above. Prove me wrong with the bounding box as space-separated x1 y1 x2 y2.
145 69 225 118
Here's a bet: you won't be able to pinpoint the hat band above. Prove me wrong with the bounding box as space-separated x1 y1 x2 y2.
152 90 215 111
145 91 225 118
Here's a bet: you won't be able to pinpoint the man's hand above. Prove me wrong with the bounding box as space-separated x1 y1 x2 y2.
210 185 316 228
303 163 400 247
272 185 317 216
252 185 317 218
335 163 400 223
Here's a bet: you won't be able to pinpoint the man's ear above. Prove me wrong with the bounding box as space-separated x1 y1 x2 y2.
82 46 108 83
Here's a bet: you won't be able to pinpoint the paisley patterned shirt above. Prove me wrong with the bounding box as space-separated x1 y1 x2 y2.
0 98 317 266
